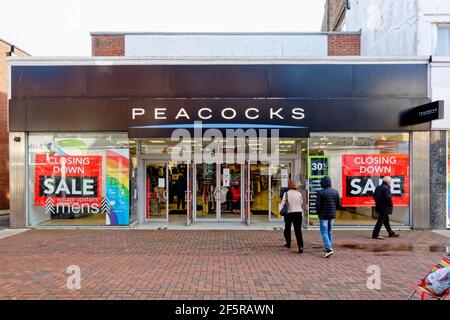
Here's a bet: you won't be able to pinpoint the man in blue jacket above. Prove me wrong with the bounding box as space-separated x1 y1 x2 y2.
372 176 399 239
316 176 340 258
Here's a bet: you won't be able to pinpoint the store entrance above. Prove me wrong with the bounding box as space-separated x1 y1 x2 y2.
139 138 307 227
145 160 192 224
193 162 245 222
248 161 293 223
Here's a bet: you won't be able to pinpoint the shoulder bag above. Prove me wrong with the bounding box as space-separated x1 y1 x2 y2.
280 191 289 217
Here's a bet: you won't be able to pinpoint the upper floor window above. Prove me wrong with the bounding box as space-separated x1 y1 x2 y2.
437 25 450 56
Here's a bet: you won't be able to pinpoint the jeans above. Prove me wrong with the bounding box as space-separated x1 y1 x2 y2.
284 212 304 249
372 213 394 238
319 218 334 251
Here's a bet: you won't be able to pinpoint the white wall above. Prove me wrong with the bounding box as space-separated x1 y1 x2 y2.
430 59 450 129
345 0 418 56
417 0 450 56
345 0 450 56
125 34 328 57
345 0 450 129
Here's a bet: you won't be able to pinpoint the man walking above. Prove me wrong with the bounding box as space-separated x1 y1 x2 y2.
316 176 340 258
372 176 399 240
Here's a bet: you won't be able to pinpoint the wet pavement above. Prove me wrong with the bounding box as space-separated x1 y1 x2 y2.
338 243 450 254
0 229 448 300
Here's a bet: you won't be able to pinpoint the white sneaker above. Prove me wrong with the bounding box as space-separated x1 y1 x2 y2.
323 250 334 258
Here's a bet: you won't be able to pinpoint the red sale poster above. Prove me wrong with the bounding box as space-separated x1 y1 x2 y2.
34 154 102 206
341 154 409 207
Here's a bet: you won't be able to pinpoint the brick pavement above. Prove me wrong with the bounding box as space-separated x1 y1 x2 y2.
0 229 448 300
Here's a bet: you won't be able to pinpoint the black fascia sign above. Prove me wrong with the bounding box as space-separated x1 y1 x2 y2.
400 100 444 126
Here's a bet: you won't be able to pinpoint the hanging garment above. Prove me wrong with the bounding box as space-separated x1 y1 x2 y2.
220 187 229 204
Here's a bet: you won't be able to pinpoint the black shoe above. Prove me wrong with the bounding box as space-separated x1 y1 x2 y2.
298 247 303 253
284 244 291 248
389 233 399 238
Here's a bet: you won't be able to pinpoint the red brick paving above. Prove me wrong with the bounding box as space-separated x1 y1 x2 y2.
0 229 448 300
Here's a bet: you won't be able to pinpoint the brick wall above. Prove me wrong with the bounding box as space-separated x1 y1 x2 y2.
0 42 11 210
91 35 124 56
328 34 360 56
0 41 28 210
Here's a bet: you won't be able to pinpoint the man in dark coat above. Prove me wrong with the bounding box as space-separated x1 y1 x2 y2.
176 175 187 210
316 176 340 258
372 176 399 239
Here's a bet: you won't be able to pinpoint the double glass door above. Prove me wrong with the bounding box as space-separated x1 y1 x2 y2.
193 163 246 222
144 160 292 224
145 160 192 223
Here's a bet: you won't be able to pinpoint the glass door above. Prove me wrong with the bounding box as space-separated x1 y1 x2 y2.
186 163 193 226
244 162 250 225
269 161 293 222
248 162 270 223
194 163 219 220
145 161 168 221
219 163 243 221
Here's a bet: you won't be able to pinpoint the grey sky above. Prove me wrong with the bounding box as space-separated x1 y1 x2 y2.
0 0 326 56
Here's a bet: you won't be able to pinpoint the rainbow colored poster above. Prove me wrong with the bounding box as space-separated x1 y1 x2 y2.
106 149 130 225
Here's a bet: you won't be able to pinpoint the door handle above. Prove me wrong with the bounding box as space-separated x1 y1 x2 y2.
163 190 168 200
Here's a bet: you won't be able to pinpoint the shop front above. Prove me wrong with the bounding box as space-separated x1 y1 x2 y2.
8 58 440 228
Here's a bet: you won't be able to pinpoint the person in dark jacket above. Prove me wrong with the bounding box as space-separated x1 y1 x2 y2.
372 176 399 239
176 174 187 210
316 176 340 258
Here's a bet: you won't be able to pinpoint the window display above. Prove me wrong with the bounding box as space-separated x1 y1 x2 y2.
448 133 450 229
28 133 130 226
308 133 410 226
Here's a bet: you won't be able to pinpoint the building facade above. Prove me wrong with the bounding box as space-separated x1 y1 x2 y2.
7 32 444 229
0 39 29 212
9 37 442 230
323 0 450 229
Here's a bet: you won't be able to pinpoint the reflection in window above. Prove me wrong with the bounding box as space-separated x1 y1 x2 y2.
437 26 450 56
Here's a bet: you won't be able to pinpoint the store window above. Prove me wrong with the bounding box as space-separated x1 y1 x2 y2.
308 133 410 226
447 132 450 229
437 25 450 56
28 133 130 226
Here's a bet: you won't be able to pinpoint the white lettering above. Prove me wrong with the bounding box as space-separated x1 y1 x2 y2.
132 108 145 119
361 179 376 195
221 108 237 120
270 108 284 120
198 108 212 120
55 179 70 195
245 108 259 119
71 179 82 195
43 178 55 195
350 179 362 195
83 179 95 196
175 108 190 120
154 108 167 120
292 107 305 120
